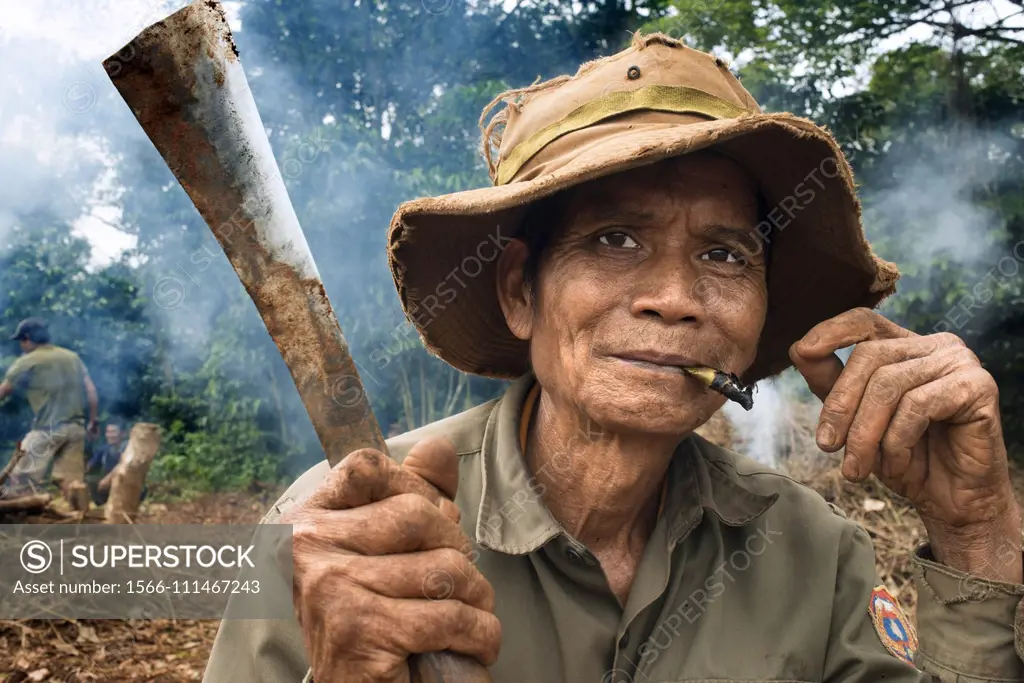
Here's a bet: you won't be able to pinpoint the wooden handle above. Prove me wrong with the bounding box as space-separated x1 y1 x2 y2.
410 652 492 683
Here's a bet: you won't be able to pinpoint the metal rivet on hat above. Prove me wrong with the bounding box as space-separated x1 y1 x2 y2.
714 57 725 67
626 65 641 80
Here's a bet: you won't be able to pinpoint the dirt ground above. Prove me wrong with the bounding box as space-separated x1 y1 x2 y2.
0 490 281 683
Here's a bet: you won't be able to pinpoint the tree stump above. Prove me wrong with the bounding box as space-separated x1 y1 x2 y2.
105 423 161 524
67 481 91 513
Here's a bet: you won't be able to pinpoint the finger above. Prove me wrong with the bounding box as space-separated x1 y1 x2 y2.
300 493 470 556
838 346 975 481
790 309 916 403
307 449 447 512
301 588 410 683
789 348 844 403
402 436 461 501
386 598 502 666
332 548 495 612
882 367 1001 464
816 335 969 452
794 308 918 359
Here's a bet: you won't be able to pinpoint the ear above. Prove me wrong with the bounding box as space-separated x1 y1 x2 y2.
496 238 534 341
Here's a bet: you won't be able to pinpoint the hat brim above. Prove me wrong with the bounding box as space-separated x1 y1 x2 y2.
387 112 900 383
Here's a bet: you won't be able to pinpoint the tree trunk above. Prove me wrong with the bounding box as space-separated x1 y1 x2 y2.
268 363 289 450
105 423 161 524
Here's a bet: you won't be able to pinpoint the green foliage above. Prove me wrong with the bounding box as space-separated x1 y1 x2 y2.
0 218 159 446
148 397 279 493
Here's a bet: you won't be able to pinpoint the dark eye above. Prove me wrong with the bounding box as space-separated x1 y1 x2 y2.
598 232 640 249
700 248 741 264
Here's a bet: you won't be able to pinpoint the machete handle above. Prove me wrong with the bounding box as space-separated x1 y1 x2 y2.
342 424 492 682
411 652 495 683
340 428 492 682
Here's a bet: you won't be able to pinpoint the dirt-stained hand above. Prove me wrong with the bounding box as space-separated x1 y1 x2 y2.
790 308 1022 582
280 436 501 683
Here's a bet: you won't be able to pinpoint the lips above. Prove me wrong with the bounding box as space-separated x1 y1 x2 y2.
611 350 705 369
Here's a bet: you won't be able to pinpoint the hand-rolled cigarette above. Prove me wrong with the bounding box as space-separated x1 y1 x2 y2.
682 366 754 411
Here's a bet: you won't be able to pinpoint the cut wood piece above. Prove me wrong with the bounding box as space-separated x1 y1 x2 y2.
105 423 161 524
67 481 90 513
0 493 51 513
0 445 26 490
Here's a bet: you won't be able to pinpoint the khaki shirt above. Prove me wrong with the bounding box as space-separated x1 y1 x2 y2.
204 374 1024 682
3 344 86 430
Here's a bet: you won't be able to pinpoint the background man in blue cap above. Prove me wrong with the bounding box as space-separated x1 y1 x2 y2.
0 318 99 510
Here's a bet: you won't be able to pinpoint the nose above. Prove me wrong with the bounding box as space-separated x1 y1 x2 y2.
628 254 706 324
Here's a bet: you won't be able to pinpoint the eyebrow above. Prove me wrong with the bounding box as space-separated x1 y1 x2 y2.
573 208 660 225
568 207 761 249
700 223 759 247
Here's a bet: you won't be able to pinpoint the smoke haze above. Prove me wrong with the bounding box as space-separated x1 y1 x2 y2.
1 0 1020 468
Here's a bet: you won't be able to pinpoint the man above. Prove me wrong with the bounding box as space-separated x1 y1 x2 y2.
204 33 1024 682
0 318 99 510
86 421 127 506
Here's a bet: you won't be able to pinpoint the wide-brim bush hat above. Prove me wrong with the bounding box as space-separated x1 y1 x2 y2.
386 31 899 383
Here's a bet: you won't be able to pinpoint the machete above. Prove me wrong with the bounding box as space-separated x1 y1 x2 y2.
103 2 491 681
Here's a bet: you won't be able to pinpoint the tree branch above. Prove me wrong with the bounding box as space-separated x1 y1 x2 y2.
918 18 1024 43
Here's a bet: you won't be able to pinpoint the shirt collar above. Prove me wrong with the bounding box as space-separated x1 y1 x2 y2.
474 373 778 554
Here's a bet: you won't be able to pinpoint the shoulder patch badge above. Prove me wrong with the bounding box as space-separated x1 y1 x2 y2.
869 585 918 665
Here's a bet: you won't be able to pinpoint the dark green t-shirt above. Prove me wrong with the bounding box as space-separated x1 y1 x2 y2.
3 344 86 430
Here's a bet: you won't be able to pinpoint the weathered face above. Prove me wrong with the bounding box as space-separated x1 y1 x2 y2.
498 151 768 436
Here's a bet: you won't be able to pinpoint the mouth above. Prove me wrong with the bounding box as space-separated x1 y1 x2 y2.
611 350 704 373
610 351 755 411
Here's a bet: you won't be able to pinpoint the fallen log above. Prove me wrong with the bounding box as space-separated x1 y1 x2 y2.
105 423 161 524
0 493 51 513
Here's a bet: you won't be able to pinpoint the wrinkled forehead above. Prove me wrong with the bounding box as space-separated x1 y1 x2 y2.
561 152 761 224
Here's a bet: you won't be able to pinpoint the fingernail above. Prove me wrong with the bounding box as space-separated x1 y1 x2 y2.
842 454 859 480
816 422 836 450
792 332 818 359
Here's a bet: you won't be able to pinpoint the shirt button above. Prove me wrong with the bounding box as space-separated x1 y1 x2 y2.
566 546 583 561
619 631 630 649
